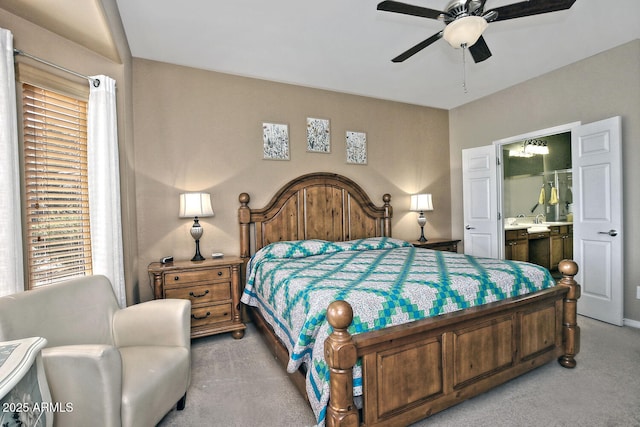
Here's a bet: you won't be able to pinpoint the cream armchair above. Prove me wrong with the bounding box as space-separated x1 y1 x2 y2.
0 275 191 427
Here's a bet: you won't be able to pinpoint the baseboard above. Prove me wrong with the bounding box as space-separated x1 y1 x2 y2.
623 318 640 329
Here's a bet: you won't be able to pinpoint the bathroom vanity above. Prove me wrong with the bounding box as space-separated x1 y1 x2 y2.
504 222 573 271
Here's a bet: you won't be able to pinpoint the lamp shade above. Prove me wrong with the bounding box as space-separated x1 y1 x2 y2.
410 194 433 212
443 16 488 48
179 192 214 218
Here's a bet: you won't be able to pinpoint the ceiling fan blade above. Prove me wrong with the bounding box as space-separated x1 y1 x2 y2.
391 31 443 63
377 1 442 20
490 0 576 22
468 36 492 63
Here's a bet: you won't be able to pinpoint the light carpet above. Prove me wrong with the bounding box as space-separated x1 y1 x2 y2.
159 315 640 426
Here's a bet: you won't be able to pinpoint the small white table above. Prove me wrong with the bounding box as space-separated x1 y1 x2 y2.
0 337 52 427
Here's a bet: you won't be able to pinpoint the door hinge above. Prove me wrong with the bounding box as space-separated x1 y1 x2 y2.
497 212 502 220
497 157 501 166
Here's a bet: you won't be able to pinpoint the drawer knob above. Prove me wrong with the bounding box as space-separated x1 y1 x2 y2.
191 312 211 320
217 271 223 276
189 290 210 298
174 276 180 281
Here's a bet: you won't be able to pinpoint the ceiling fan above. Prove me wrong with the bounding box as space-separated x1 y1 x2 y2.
377 0 577 63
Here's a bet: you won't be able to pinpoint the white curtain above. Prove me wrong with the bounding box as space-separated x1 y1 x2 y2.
88 75 126 307
0 28 25 297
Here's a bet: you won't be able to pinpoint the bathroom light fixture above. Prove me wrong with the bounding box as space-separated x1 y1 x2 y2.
509 139 549 157
524 139 549 155
179 192 214 261
410 194 434 242
508 148 534 158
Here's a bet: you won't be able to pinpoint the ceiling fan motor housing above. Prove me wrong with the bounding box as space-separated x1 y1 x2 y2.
442 0 485 24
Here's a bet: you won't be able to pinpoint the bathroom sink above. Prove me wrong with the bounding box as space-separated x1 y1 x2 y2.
542 221 573 226
527 226 550 233
504 224 526 230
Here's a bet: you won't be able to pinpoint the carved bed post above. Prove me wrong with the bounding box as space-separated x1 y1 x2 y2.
382 193 392 237
238 193 251 262
325 301 359 427
557 259 581 368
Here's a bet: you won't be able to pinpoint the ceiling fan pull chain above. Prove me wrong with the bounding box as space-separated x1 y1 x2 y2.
462 43 468 94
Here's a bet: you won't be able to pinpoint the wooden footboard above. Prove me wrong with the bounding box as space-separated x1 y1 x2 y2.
325 259 580 427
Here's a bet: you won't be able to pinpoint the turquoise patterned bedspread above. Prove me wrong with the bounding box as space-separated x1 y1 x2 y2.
240 237 555 426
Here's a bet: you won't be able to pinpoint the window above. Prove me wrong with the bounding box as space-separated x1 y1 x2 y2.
21 80 92 288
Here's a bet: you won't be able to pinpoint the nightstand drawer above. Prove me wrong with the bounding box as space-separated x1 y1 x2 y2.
164 266 230 286
165 282 231 305
191 304 232 327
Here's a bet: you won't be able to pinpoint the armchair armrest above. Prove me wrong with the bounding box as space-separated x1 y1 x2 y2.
112 299 191 348
42 344 122 426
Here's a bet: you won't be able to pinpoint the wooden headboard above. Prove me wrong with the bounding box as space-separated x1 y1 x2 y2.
238 172 392 260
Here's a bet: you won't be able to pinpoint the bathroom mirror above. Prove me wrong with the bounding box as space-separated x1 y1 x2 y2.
502 132 572 222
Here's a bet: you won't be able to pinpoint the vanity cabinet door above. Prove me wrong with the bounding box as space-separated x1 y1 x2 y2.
563 226 573 260
549 227 564 270
505 230 528 262
550 225 573 271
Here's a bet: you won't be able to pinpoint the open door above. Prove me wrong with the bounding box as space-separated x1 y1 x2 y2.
462 145 499 258
572 116 623 325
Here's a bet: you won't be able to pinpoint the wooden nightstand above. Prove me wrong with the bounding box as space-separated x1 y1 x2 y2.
148 257 246 339
411 238 461 253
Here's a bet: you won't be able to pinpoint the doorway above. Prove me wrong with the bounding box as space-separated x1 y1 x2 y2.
463 117 624 325
494 122 578 257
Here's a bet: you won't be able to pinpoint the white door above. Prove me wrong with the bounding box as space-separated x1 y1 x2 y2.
572 116 623 325
462 145 499 258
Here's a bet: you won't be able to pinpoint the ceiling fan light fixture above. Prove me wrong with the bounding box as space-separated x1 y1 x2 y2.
443 16 488 48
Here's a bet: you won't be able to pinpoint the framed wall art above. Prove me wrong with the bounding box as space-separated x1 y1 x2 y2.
306 117 330 153
262 122 289 160
346 131 367 165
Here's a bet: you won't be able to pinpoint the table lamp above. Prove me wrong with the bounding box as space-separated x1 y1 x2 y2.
179 192 214 261
410 193 433 242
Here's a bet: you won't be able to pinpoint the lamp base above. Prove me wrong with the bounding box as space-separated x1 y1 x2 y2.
417 226 428 242
191 239 205 261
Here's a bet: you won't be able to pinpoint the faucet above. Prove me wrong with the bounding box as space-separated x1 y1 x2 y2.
535 213 545 224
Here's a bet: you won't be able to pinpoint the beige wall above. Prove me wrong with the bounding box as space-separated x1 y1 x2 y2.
8 3 636 322
0 4 139 304
132 59 450 301
449 40 640 323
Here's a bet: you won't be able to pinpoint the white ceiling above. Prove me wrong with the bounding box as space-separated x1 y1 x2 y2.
7 0 639 110
114 0 640 109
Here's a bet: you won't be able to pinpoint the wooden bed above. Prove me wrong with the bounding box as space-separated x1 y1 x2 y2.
238 172 580 427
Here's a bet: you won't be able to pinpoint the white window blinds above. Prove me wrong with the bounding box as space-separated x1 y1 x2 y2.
22 83 93 288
